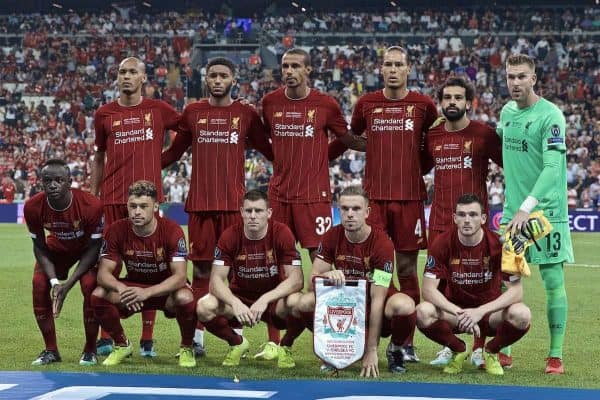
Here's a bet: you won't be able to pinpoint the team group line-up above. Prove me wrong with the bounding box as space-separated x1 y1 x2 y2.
25 47 572 377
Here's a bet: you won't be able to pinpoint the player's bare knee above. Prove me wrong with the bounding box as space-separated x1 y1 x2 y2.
297 293 315 313
416 301 437 328
284 292 302 311
92 286 107 299
384 294 415 318
173 288 194 306
196 295 218 321
506 303 531 329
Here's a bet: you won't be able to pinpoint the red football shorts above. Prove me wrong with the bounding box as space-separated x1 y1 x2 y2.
116 280 193 319
188 211 241 262
270 200 331 249
367 200 427 251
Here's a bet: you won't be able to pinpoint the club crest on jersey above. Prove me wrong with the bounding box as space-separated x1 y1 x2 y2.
307 109 316 122
406 105 414 117
266 249 275 264
323 294 358 337
197 118 207 124
274 111 283 118
156 247 164 262
112 120 121 127
144 112 152 126
483 256 490 269
363 256 370 268
463 140 472 153
231 117 240 130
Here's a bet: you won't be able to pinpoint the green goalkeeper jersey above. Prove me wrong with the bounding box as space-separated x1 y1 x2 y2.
497 97 568 224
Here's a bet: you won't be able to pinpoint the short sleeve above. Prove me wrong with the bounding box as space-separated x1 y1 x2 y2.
423 98 438 133
93 109 108 152
23 200 43 239
101 224 122 262
370 234 395 288
423 242 448 280
166 223 187 262
83 198 104 240
214 227 237 267
315 228 338 265
160 101 182 131
350 97 366 135
274 224 302 267
326 97 349 138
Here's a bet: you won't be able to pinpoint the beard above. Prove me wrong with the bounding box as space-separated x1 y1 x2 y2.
442 106 467 122
207 82 233 98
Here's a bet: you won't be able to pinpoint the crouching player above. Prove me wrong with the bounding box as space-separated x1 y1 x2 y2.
196 190 303 368
24 159 103 366
282 186 417 377
417 194 531 375
91 181 197 367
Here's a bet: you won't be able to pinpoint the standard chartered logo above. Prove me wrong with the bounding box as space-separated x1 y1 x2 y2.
145 128 154 140
405 119 414 131
463 156 472 169
305 125 314 137
230 131 239 144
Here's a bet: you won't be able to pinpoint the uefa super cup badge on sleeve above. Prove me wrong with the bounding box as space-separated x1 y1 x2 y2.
313 277 367 370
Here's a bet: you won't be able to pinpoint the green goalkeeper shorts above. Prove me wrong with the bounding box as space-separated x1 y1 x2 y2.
525 222 574 265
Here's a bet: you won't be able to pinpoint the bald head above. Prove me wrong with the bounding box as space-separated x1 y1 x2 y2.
119 57 146 73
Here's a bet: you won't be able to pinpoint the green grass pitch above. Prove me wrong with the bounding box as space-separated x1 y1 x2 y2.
0 223 599 388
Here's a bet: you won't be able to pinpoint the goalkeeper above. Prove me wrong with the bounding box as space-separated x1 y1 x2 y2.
497 54 574 375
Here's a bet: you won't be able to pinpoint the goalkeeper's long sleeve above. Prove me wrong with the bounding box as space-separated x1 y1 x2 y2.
529 149 564 203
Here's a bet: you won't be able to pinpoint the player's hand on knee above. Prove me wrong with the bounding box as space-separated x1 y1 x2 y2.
51 282 71 318
233 300 254 326
120 287 149 308
250 299 268 325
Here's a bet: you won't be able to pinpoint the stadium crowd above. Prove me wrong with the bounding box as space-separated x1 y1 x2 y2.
0 7 599 209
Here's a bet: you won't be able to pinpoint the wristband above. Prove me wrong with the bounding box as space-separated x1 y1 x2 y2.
50 278 60 287
519 196 539 214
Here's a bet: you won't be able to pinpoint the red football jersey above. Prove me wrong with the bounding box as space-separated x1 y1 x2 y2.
94 98 180 205
214 221 301 300
424 120 502 231
316 225 395 285
101 216 188 284
174 100 272 211
351 90 438 200
424 228 518 308
24 189 104 254
262 87 349 203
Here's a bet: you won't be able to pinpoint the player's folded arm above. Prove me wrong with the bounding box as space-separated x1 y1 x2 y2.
140 259 189 299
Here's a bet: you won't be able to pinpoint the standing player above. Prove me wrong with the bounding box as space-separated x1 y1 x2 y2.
423 77 503 367
24 159 103 366
284 186 417 376
161 57 274 356
195 190 303 368
261 48 363 260
91 181 197 368
417 194 531 375
349 46 438 361
91 56 182 357
498 54 573 374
